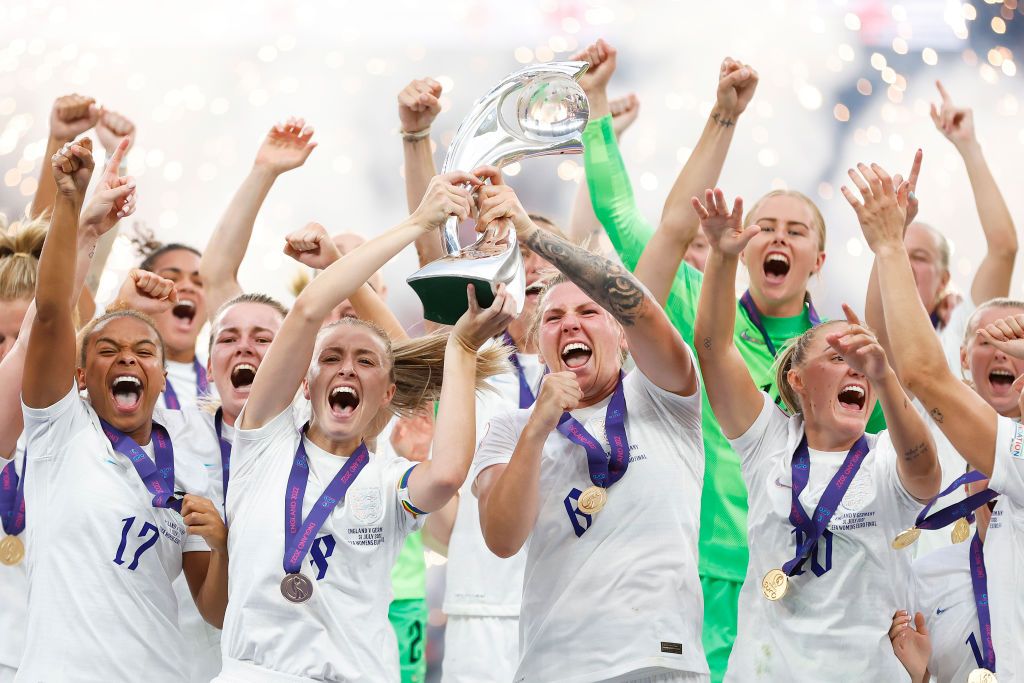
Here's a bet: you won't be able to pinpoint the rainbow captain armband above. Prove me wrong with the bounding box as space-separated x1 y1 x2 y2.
397 465 428 518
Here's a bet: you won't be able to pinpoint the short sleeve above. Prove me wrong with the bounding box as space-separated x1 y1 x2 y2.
991 415 1024 506
470 409 525 493
727 392 792 471
383 457 426 536
628 349 702 432
21 383 92 463
230 404 298 490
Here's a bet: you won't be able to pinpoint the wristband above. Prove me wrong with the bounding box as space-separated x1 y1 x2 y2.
401 127 431 142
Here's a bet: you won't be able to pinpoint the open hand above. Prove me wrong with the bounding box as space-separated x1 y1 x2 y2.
690 188 758 256
841 162 908 254
80 136 136 236
254 117 317 174
825 305 890 381
888 610 931 683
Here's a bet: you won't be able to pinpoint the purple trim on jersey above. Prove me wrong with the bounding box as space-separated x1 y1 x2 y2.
283 428 369 575
0 457 26 536
739 290 822 357
163 358 209 410
556 373 627 490
99 419 182 513
781 434 869 576
969 531 996 672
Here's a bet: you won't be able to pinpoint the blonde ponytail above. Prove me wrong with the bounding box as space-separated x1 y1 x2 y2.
0 215 48 300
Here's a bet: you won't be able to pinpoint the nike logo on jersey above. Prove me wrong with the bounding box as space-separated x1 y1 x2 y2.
774 476 792 489
740 331 766 346
936 606 950 615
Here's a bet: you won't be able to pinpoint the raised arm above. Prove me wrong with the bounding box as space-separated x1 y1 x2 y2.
408 286 515 513
476 168 696 396
691 189 765 437
637 58 757 305
31 95 99 220
931 81 1017 304
398 78 444 267
240 174 476 430
0 300 36 457
24 138 95 408
826 306 939 502
199 119 317 318
845 162 998 477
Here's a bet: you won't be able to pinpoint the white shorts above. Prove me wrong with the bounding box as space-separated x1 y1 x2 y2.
442 614 519 683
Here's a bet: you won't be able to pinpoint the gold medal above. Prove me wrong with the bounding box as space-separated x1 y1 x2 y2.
951 517 971 544
577 486 607 515
0 535 24 566
761 568 788 601
891 527 921 550
968 668 997 683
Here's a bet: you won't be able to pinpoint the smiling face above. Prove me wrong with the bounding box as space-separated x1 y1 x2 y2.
0 296 31 363
904 223 950 314
303 323 396 446
209 301 285 422
538 281 625 404
962 305 1024 417
77 315 166 436
740 194 825 312
147 248 206 359
787 323 875 443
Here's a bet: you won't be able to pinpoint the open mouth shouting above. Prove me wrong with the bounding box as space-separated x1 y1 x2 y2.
171 299 199 333
987 368 1016 396
328 385 360 419
837 383 866 412
230 362 257 390
561 342 593 370
525 281 545 301
763 251 791 286
110 374 144 413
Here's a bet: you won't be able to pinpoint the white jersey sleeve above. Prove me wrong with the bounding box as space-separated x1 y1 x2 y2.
471 407 522 483
991 415 1024 506
228 405 296 500
382 456 426 535
728 392 792 481
21 383 90 468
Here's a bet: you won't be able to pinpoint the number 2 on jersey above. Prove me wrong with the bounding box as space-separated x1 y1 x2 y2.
113 516 160 571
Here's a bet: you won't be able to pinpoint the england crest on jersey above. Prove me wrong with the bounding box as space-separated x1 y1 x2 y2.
349 487 383 525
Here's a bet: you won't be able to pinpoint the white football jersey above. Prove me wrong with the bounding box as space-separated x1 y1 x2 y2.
473 367 707 683
0 440 26 672
937 297 974 380
908 540 983 683
724 394 919 683
219 405 423 681
162 356 215 411
985 416 1024 680
19 386 212 682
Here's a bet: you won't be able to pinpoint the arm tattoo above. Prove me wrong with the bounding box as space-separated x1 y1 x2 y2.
523 228 647 326
702 337 712 350
711 111 735 128
902 442 927 462
929 408 944 424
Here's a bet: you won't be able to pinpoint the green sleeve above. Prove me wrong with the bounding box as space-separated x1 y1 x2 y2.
583 114 701 342
865 400 887 434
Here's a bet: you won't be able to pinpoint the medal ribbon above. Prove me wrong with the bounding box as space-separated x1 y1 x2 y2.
99 419 182 512
214 408 232 502
781 434 869 576
283 432 369 575
0 458 26 537
739 290 822 357
502 332 545 409
969 530 997 672
555 373 627 490
912 470 998 531
163 358 210 410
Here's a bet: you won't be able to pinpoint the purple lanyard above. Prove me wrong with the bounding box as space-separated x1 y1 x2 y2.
283 432 369 575
969 530 996 672
163 358 209 410
782 434 869 576
739 290 822 357
555 373 627 489
99 419 182 513
214 408 232 502
0 458 26 537
502 333 545 409
913 470 998 531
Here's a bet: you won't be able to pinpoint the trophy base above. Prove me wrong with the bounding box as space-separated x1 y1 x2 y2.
408 275 497 326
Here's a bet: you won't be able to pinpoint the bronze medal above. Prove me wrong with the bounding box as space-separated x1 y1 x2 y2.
968 668 997 683
891 527 921 550
577 486 607 515
761 569 788 601
0 535 24 566
280 573 314 603
951 517 971 544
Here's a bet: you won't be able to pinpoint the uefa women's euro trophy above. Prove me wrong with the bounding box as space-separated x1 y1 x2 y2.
407 61 590 324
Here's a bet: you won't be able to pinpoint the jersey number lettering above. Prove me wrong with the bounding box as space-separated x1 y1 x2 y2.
113 516 160 571
308 534 336 580
563 488 593 538
791 528 833 577
408 619 423 664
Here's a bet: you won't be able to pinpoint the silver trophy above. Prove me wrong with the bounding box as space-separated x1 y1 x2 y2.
407 61 590 325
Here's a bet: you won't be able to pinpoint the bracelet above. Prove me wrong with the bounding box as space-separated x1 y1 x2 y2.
401 127 431 142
